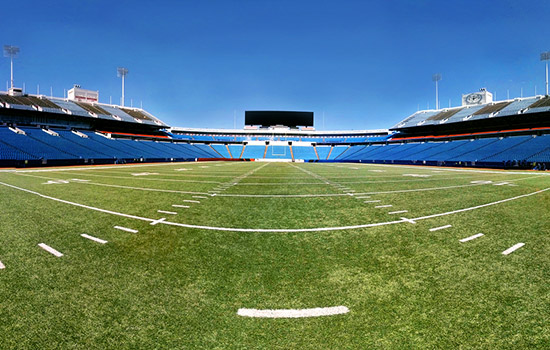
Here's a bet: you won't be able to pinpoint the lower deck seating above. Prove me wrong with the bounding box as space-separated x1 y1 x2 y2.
2 126 548 167
340 134 550 165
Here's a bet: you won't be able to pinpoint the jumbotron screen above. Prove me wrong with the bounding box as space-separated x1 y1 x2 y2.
245 111 314 127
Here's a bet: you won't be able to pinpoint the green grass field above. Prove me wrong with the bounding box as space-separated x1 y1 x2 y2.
1 161 549 349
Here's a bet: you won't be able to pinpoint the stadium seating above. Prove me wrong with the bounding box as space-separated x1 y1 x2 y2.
241 145 266 159
291 146 318 160
211 144 231 158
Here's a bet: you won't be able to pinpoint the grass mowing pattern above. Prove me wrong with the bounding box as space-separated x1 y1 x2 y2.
0 161 549 349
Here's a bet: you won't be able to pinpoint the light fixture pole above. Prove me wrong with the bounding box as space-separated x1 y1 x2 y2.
117 67 129 106
3 45 20 90
432 73 442 109
540 52 550 95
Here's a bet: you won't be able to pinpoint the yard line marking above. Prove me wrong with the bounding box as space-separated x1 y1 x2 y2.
0 261 5 269
192 196 208 199
389 210 408 214
150 218 167 225
429 224 452 232
400 217 416 224
172 205 190 208
459 233 484 242
70 178 90 182
502 243 525 255
158 210 177 215
355 196 371 199
1 181 548 233
131 172 159 176
364 200 381 203
237 306 349 318
211 193 217 197
38 243 63 257
114 226 138 233
375 205 393 208
81 234 108 244
183 200 200 203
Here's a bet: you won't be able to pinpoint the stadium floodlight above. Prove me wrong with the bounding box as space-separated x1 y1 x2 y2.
540 52 550 95
3 45 20 90
432 73 442 110
117 67 129 106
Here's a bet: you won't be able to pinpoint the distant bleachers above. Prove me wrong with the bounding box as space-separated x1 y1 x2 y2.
291 146 317 160
340 134 550 165
241 145 266 159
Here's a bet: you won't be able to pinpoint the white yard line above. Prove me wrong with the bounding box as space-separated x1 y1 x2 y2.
158 210 178 215
364 200 381 203
389 210 408 214
183 200 200 203
114 226 139 233
1 181 548 233
502 243 525 255
459 233 484 242
237 306 349 318
150 218 166 225
81 234 108 244
375 205 393 208
429 225 452 232
38 243 63 257
172 204 190 208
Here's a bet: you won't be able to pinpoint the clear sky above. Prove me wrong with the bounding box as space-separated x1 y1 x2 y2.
3 0 550 130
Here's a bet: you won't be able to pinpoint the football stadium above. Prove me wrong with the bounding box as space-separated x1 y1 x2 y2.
2 2 550 349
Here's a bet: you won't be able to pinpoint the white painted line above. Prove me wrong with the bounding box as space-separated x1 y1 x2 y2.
157 210 177 215
150 218 166 225
389 210 408 214
192 196 207 199
114 226 138 233
38 243 63 257
355 196 371 199
172 204 190 208
211 193 217 197
70 178 90 182
459 233 484 243
0 261 5 269
183 200 200 203
502 243 525 255
400 217 416 224
81 234 108 244
1 181 548 233
375 205 393 208
429 224 452 232
364 200 381 203
237 306 349 318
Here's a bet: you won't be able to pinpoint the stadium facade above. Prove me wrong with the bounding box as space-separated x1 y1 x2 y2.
0 85 549 170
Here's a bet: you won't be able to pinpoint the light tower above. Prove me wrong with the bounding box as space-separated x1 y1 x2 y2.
117 67 129 106
3 45 20 90
432 73 442 110
540 52 550 95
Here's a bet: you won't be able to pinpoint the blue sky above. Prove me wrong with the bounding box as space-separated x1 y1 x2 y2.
3 0 550 130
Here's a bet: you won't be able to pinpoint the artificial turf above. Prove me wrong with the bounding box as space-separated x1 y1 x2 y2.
0 161 549 349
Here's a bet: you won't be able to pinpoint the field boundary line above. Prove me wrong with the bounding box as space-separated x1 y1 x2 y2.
1 181 548 233
237 306 349 318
